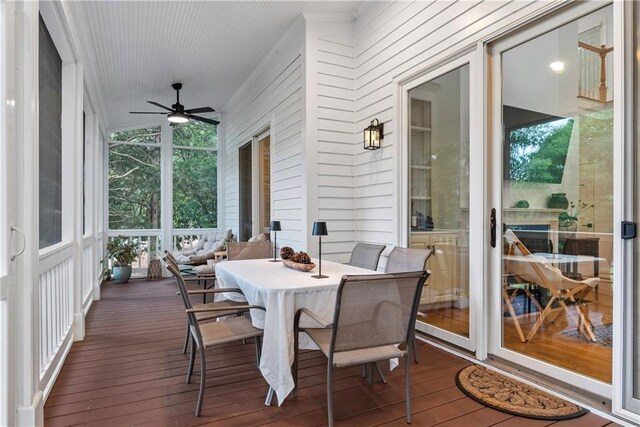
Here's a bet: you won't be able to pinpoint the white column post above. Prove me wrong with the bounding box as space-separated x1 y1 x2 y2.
161 122 173 253
63 62 84 341
92 116 102 301
15 1 43 424
217 113 225 231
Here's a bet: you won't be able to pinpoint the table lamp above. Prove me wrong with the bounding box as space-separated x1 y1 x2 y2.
312 221 328 279
269 220 282 262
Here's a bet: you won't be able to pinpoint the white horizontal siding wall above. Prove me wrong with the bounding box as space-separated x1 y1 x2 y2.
352 0 563 246
305 16 356 262
222 18 306 250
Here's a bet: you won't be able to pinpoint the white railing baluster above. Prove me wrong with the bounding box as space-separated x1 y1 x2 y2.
38 255 74 381
107 229 216 277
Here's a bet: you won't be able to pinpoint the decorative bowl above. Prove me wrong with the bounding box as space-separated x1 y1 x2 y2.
282 259 316 272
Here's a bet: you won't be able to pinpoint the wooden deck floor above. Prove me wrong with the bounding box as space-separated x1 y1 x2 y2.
44 278 617 427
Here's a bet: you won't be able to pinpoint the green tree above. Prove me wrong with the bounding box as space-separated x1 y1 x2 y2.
508 119 574 183
108 122 218 234
108 127 162 230
172 121 217 229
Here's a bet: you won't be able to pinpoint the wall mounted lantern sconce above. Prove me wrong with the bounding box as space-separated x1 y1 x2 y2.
364 118 383 150
269 220 282 262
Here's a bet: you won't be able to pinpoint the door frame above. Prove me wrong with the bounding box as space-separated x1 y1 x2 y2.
238 141 253 241
487 0 617 399
0 1 17 424
615 0 640 418
239 126 272 241
397 51 481 352
252 127 271 237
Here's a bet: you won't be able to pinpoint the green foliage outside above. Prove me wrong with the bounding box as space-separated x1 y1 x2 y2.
108 122 217 232
173 121 217 228
508 118 574 183
108 127 162 229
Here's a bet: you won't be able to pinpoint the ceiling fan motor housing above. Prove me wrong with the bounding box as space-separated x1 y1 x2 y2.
129 82 219 126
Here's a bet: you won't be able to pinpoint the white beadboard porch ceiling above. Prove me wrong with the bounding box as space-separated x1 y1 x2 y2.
67 1 363 132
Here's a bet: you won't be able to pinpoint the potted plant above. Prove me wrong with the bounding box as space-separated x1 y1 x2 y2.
107 236 140 283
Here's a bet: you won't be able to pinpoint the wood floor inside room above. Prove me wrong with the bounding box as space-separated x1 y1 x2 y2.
44 278 616 426
422 279 613 384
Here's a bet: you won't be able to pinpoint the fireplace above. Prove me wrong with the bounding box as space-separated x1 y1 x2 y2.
505 224 552 253
503 208 562 252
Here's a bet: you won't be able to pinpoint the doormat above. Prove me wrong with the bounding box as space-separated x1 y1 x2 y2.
561 323 612 348
455 365 588 420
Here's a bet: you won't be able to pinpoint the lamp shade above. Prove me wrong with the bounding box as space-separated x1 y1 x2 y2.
312 221 328 236
270 220 282 232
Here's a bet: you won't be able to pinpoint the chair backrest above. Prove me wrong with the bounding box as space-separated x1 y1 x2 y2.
165 262 193 310
384 247 432 273
504 229 579 293
348 243 385 271
226 240 272 260
164 250 178 268
330 271 429 355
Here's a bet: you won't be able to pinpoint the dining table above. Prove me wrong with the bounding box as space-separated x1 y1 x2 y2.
215 258 379 406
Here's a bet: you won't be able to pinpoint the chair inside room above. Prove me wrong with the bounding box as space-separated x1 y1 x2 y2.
503 229 599 343
348 242 386 271
166 263 265 416
291 271 429 426
562 236 600 281
164 257 249 354
226 240 272 260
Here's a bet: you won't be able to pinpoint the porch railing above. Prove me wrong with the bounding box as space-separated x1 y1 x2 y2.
82 242 94 306
38 253 73 384
107 229 217 276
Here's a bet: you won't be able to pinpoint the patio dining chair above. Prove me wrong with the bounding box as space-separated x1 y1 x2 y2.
384 246 433 274
164 257 249 354
291 271 429 426
384 246 433 363
166 264 265 416
348 243 385 271
504 229 599 342
226 240 272 260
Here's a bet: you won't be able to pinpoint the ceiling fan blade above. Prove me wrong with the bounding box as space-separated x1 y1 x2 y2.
129 111 167 114
187 114 220 126
185 106 215 114
147 101 174 111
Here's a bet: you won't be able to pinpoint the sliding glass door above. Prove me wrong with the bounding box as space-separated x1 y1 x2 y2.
490 3 614 395
403 54 478 351
624 0 640 416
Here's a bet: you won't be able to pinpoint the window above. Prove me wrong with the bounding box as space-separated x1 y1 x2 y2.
38 15 62 249
108 127 161 229
172 121 217 229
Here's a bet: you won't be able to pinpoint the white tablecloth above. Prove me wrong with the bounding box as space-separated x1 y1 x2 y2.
215 258 377 405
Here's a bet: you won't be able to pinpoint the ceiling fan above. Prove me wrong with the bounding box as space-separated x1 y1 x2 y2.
129 83 220 126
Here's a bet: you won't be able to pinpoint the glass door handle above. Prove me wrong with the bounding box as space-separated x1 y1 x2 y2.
10 225 26 261
490 208 496 248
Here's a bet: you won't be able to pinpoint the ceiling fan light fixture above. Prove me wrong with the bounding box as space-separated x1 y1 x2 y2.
167 112 189 123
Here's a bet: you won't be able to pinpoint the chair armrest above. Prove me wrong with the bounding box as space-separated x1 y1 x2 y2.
182 276 210 282
186 305 265 313
187 288 244 295
294 308 331 329
182 275 205 282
